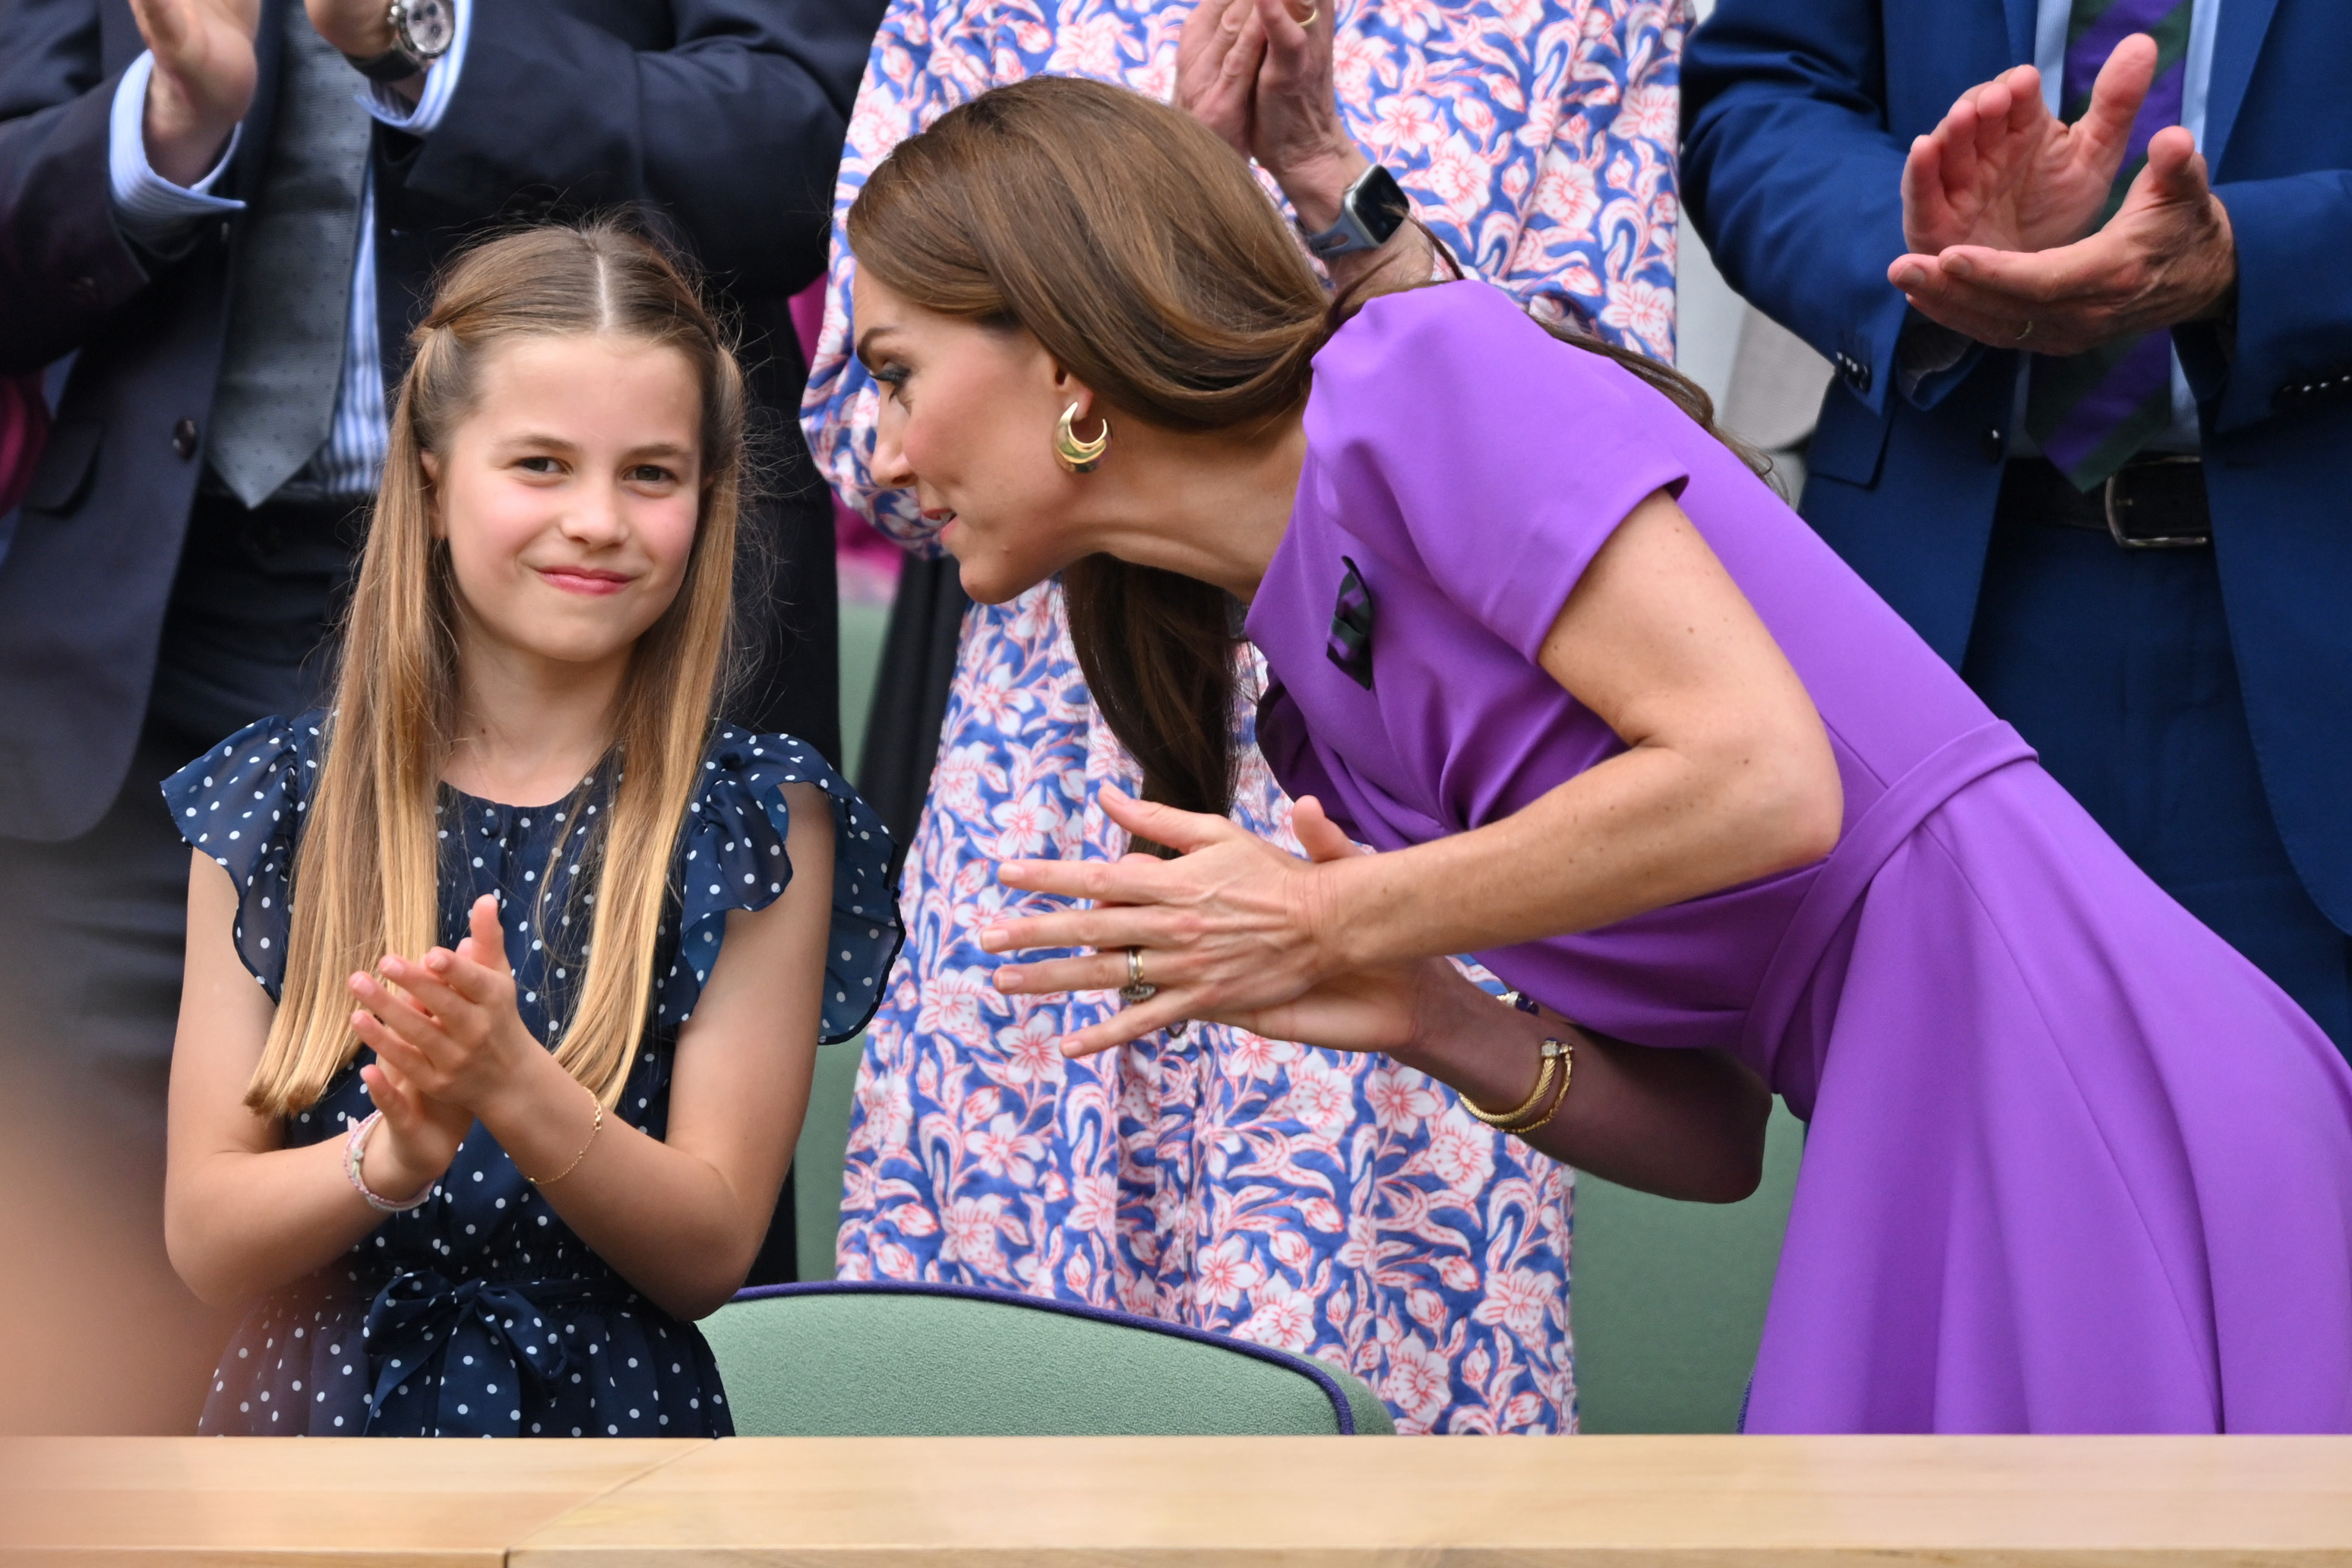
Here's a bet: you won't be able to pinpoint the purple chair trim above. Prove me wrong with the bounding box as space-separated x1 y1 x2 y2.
730 1278 1362 1434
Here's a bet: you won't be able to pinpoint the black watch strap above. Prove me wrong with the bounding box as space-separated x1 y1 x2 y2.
344 46 425 83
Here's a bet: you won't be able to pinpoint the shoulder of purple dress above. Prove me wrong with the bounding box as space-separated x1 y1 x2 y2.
1309 280 1631 441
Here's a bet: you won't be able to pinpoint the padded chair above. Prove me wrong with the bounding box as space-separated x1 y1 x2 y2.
706 1280 1394 1436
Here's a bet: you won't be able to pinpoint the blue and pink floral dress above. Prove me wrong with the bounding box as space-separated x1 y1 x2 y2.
801 0 1686 1434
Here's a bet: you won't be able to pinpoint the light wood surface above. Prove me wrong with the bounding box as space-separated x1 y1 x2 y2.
9 1436 2352 1566
0 1437 697 1566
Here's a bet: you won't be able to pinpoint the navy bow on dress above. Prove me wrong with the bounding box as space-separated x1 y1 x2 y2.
1327 556 1376 690
362 1270 592 1436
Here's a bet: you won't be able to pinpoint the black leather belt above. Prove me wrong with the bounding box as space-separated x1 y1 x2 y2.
1998 455 2211 548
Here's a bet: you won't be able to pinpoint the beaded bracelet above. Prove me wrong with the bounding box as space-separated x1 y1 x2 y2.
343 1111 435 1214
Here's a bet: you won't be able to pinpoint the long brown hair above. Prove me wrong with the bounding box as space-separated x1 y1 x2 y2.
848 76 1757 841
248 220 748 1117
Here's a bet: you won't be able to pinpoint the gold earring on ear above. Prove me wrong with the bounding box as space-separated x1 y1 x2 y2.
1054 402 1111 474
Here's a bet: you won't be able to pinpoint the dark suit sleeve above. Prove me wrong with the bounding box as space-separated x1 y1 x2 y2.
387 0 884 299
1680 0 1911 418
2180 172 2352 433
0 0 153 375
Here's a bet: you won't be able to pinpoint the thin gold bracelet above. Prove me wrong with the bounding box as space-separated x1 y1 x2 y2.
526 1082 603 1187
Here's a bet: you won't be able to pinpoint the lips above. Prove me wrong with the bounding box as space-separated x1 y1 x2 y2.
536 565 633 597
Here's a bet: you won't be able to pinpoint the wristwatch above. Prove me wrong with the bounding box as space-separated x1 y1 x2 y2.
1299 163 1412 261
343 0 456 83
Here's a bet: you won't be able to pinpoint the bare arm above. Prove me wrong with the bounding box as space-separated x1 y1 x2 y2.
988 488 1843 1054
164 852 473 1307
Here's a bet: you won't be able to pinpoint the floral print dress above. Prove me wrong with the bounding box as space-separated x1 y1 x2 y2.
801 0 1686 1434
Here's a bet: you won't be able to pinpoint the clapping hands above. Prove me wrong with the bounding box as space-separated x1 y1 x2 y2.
129 0 260 185
345 895 539 1199
1889 35 2237 356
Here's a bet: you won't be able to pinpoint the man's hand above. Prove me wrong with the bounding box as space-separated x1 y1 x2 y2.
307 0 428 103
1901 40 2154 258
1891 124 2237 356
131 0 261 187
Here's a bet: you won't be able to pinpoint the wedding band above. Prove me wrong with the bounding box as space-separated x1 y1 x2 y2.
1295 4 1318 22
1120 946 1158 1004
2016 319 2035 342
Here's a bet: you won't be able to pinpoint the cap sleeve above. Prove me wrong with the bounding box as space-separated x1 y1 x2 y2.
160 714 319 1001
657 727 903 1045
1306 282 1692 664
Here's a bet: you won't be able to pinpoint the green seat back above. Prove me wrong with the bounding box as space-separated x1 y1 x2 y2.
705 1282 1393 1436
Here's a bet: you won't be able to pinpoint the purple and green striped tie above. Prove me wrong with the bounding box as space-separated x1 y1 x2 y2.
2024 0 2194 490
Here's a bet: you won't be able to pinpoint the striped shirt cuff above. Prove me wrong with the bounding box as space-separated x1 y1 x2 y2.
108 52 245 251
365 0 470 136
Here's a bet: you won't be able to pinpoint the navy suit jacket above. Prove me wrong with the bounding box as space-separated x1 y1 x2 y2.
0 0 881 840
1684 0 2352 934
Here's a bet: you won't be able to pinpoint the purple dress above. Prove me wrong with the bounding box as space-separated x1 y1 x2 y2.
1250 282 2352 1434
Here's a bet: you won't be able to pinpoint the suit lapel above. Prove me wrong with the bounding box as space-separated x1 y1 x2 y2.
2202 0 2283 172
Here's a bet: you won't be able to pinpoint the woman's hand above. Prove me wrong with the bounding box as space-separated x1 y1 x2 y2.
349 895 544 1122
1175 0 1265 159
985 786 1367 1055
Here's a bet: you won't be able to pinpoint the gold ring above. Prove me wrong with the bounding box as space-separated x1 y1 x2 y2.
2016 319 2034 343
1120 947 1157 1004
1295 4 1318 22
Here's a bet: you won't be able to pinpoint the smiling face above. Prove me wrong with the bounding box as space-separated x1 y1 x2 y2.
855 270 1095 604
426 333 705 670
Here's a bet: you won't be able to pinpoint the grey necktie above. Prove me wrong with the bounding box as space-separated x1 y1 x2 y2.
205 1 371 509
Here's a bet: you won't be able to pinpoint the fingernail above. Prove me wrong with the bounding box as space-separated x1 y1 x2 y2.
978 929 1004 952
426 952 450 972
1898 267 1924 289
1946 254 1973 277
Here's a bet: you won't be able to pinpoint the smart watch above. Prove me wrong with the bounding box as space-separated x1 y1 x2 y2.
343 0 456 83
1299 163 1412 261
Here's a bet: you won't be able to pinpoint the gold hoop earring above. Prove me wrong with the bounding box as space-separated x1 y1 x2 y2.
1054 402 1111 474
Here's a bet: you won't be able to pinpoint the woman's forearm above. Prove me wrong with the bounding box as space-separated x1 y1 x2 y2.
1393 968 1772 1203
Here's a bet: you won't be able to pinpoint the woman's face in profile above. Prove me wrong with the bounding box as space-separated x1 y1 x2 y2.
854 270 1098 605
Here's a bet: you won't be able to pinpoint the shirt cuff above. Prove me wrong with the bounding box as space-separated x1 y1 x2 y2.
365 0 470 136
109 52 246 251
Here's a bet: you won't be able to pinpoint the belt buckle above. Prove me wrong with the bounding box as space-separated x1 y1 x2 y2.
2103 456 2210 549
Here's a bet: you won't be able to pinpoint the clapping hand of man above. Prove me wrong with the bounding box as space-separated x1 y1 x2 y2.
1887 33 2237 357
304 0 428 101
1176 0 1434 291
130 0 260 186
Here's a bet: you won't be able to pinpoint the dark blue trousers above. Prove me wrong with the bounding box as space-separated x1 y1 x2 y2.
1960 506 2352 1061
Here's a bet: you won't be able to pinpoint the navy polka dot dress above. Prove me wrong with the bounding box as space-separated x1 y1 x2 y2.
163 714 901 1437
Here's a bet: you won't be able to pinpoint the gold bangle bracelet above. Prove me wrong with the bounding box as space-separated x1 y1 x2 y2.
1512 1034 1574 1136
1461 1035 1566 1129
526 1083 603 1187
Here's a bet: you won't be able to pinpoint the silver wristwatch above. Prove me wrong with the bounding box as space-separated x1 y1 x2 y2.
343 0 456 83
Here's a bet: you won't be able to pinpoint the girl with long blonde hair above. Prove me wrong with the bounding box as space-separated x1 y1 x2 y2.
160 221 899 1437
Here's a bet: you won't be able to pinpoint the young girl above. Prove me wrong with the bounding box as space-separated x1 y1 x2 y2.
161 223 899 1438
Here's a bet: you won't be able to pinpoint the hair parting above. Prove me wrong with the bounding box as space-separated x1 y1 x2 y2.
246 219 748 1118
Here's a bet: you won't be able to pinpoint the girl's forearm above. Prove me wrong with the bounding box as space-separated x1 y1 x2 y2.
1393 971 1772 1203
472 1049 772 1320
166 1136 400 1308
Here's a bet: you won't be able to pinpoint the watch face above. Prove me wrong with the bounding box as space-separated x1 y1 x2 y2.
1354 165 1412 247
396 0 454 57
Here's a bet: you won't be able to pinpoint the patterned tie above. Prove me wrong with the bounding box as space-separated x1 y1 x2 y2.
205 0 371 509
2023 0 2193 491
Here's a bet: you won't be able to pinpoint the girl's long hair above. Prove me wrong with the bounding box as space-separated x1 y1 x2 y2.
847 76 1759 844
246 220 749 1118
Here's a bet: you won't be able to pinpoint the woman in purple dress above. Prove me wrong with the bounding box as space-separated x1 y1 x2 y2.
842 75 2352 1434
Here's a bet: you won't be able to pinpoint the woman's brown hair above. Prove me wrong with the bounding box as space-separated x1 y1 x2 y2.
848 76 1758 842
248 220 748 1117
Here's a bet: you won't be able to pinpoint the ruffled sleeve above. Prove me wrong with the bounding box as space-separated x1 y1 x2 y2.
655 727 903 1045
160 713 321 1001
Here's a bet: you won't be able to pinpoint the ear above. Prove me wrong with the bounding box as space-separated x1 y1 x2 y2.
1048 359 1095 422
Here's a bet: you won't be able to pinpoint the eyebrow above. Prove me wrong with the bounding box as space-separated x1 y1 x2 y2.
854 324 899 371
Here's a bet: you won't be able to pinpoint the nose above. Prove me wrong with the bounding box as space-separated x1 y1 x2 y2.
870 416 916 491
561 480 629 547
